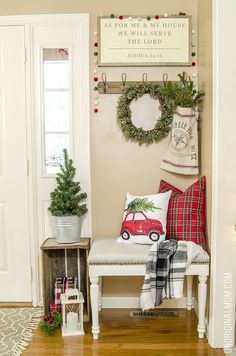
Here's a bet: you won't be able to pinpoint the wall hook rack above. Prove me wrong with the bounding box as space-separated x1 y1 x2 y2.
97 72 174 94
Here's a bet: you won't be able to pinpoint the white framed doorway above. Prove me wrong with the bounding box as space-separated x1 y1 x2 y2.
0 14 90 306
208 0 236 351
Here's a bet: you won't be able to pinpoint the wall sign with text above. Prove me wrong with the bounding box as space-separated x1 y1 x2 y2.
97 16 191 67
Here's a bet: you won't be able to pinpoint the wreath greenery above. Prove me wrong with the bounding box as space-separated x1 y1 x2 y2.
117 82 174 145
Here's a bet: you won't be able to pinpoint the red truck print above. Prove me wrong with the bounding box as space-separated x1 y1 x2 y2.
120 211 164 242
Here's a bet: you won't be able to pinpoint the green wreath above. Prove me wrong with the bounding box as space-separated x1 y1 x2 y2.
117 82 174 145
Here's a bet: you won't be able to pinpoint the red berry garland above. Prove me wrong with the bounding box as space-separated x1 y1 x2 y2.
94 42 98 47
192 61 196 67
93 77 98 82
119 15 124 20
38 313 62 336
155 15 160 19
94 108 98 113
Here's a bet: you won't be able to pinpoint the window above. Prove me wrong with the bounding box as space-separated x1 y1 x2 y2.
134 213 146 221
125 213 134 221
42 48 70 174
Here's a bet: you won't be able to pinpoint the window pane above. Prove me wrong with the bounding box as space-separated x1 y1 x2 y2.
45 134 70 174
125 213 133 221
44 91 69 131
134 213 146 221
42 48 71 175
44 61 69 89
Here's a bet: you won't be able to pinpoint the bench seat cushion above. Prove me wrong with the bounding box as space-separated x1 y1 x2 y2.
88 239 210 265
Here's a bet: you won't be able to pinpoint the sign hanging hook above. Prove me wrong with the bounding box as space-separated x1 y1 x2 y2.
142 73 148 83
101 72 107 93
162 72 168 87
121 73 127 90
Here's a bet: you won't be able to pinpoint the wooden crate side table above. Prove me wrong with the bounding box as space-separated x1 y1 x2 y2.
41 237 91 322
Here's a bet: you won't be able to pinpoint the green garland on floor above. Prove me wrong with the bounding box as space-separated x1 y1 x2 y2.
117 82 174 146
38 312 62 336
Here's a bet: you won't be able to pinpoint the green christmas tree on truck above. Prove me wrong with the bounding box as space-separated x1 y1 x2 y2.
120 197 164 242
125 198 161 213
48 149 88 243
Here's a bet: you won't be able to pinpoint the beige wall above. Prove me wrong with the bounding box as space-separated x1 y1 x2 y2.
0 0 203 297
89 0 198 296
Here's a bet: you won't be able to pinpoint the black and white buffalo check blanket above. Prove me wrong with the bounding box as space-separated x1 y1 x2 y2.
140 240 204 310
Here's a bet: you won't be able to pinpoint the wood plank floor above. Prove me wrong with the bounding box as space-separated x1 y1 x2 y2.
24 309 224 356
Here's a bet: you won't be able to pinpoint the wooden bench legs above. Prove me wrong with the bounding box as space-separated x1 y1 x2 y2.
99 277 102 312
197 275 208 338
186 274 208 338
186 275 193 310
90 274 208 340
90 276 100 339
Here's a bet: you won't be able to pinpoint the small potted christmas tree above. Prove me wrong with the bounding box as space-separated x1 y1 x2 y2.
48 149 88 243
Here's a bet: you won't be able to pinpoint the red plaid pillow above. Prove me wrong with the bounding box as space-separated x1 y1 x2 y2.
158 176 206 249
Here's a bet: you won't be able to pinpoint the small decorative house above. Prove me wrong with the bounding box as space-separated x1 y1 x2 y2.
60 288 84 336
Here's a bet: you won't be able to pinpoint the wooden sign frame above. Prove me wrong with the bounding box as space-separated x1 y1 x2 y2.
97 15 192 67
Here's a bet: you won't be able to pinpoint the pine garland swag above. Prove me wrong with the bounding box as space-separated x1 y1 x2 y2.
117 82 175 145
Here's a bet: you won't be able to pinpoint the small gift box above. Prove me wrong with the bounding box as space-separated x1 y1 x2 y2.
54 277 78 305
50 302 61 315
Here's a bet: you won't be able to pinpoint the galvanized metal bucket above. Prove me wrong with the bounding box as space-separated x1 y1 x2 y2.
54 215 82 244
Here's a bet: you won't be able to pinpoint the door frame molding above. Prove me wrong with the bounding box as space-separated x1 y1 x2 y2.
0 14 90 306
208 0 236 349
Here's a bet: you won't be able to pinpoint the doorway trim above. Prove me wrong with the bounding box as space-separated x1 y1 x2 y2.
0 14 90 306
208 0 236 349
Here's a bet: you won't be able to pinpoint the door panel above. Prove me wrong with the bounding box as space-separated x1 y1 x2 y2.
0 26 31 301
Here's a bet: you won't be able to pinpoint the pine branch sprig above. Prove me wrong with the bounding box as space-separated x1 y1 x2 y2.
160 71 205 109
38 312 62 337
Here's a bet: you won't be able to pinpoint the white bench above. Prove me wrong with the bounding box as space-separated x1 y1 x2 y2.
88 239 210 340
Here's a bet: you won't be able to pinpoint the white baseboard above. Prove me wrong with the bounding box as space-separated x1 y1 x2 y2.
102 296 197 309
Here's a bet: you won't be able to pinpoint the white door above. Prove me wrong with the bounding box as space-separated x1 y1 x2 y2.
0 26 32 301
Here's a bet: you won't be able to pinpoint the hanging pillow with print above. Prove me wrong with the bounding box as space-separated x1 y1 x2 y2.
160 106 199 175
